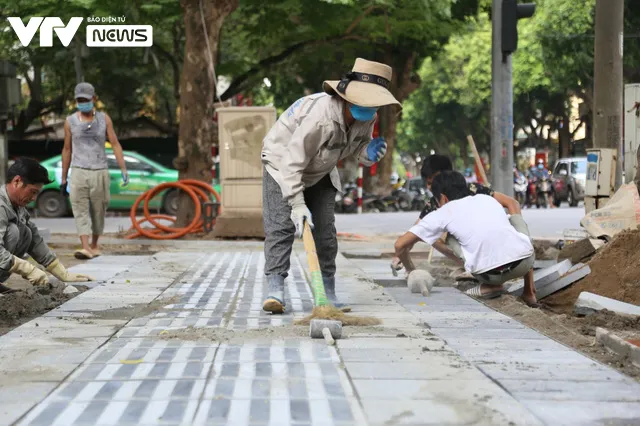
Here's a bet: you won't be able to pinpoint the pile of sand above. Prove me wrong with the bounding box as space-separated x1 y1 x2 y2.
544 229 640 309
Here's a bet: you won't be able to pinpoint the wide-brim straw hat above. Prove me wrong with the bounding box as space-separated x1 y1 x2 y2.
323 58 402 109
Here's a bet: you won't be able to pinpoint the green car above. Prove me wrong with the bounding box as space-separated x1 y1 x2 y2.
32 150 221 218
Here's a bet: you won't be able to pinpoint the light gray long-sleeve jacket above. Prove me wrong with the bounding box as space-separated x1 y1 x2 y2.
0 185 55 273
261 93 376 201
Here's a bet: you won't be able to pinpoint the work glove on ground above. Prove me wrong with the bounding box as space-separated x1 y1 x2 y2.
9 256 49 286
366 137 387 162
46 259 94 282
288 192 314 239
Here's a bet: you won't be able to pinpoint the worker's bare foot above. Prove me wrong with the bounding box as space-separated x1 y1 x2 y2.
90 246 102 257
521 294 542 308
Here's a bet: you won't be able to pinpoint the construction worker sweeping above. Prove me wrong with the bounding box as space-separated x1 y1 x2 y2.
261 58 401 313
0 158 94 294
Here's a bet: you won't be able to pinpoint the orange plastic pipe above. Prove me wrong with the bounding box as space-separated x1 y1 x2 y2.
126 180 220 240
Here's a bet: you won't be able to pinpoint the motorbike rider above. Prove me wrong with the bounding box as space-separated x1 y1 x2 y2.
261 58 400 314
529 159 555 208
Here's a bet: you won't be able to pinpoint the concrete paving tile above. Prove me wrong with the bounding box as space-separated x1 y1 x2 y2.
523 400 640 425
0 345 96 369
338 348 463 363
419 318 528 329
501 379 640 402
0 381 59 425
351 379 511 401
459 349 593 365
344 361 482 381
1 401 43 426
429 327 546 340
0 361 79 382
477 363 628 382
362 399 542 425
337 337 448 351
1 323 120 340
441 337 569 352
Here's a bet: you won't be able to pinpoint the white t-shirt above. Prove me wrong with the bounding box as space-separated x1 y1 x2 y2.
409 195 534 274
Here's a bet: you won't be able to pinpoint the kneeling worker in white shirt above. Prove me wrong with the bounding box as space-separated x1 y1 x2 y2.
393 171 538 307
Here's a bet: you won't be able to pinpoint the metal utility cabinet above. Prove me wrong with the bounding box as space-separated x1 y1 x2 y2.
624 83 640 184
212 106 276 238
584 148 616 213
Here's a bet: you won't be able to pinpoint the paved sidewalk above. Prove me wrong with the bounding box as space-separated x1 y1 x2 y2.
0 248 639 425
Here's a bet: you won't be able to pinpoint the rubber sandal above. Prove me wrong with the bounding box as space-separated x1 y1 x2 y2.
91 249 102 257
465 285 506 300
262 297 285 314
74 249 94 260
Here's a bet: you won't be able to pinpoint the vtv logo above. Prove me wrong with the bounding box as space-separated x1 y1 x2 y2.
7 17 83 47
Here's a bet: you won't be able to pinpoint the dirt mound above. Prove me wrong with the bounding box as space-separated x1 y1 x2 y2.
0 284 88 330
544 229 640 310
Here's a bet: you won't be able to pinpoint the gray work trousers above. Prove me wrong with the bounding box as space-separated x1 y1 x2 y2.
0 223 50 282
263 169 337 279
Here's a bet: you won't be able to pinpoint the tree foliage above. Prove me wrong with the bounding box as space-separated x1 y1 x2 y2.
398 0 640 164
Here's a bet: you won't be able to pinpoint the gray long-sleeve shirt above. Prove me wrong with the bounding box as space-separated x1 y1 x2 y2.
0 185 55 272
261 93 376 201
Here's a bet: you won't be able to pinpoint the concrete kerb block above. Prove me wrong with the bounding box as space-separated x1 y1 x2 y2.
596 327 640 368
508 259 573 297
575 292 640 317
537 263 591 300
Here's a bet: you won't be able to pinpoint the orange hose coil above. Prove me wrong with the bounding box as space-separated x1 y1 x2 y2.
126 180 221 240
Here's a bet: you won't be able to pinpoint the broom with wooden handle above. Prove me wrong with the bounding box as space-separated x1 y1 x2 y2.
297 221 380 326
302 221 329 307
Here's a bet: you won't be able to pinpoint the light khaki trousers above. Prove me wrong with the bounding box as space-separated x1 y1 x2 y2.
70 168 110 236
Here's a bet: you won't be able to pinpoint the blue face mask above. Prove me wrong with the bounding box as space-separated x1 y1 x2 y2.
77 101 93 113
537 164 544 170
349 104 378 121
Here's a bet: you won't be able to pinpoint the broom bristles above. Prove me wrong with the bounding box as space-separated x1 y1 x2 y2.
295 306 381 326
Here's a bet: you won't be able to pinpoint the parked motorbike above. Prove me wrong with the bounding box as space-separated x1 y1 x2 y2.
392 187 415 212
375 195 400 212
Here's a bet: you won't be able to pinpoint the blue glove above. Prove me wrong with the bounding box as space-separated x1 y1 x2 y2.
366 137 387 162
120 172 129 188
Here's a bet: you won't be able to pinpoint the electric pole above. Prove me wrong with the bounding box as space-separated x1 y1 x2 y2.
491 0 535 196
593 0 624 189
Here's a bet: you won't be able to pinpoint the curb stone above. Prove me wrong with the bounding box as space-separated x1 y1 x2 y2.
596 327 640 368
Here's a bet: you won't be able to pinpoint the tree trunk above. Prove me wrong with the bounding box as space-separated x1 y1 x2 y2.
373 51 420 194
174 0 238 227
558 115 571 158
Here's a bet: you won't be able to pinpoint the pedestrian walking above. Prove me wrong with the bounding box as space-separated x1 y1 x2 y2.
260 58 401 313
61 82 129 259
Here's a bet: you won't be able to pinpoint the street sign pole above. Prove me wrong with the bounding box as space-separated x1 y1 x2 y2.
593 0 624 189
491 0 514 196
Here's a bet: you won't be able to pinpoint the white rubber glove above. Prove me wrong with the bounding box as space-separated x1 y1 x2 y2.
288 192 314 239
9 256 49 286
46 259 94 282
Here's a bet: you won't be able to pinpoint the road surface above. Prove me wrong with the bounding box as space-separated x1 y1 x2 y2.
35 205 583 239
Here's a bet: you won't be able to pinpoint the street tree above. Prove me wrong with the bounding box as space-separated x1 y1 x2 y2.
173 0 238 226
